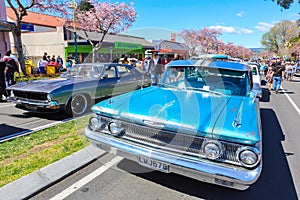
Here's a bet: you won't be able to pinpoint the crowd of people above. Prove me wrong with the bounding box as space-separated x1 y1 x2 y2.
38 52 68 74
261 60 299 94
113 53 182 85
3 49 298 101
0 50 20 102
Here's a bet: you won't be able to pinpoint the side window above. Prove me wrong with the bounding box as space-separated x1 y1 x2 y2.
104 66 116 78
117 65 132 77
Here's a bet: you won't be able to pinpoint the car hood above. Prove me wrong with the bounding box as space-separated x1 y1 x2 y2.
7 77 81 93
92 87 260 145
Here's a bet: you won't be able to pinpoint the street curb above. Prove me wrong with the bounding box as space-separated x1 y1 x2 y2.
0 145 105 200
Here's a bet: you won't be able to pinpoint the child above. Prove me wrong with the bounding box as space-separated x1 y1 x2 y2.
266 66 274 91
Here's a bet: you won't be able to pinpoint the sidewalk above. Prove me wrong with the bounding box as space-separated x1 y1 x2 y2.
0 145 105 200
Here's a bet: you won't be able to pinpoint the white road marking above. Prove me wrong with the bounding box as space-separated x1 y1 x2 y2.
282 86 300 117
49 156 124 200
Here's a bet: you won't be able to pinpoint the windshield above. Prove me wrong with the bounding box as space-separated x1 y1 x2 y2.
160 66 249 96
61 64 103 78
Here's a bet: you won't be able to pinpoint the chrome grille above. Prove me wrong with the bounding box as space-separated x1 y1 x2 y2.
101 116 243 165
13 90 47 101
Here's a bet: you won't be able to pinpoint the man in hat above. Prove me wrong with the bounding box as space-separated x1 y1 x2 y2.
148 53 163 85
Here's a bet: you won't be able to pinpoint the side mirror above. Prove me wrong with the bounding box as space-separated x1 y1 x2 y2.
250 90 258 98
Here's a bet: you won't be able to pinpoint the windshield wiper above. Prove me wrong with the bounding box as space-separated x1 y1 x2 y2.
159 83 178 89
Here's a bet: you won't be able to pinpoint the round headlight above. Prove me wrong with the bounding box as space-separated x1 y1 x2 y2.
47 94 52 101
238 147 260 168
89 117 105 131
202 141 223 160
108 121 124 136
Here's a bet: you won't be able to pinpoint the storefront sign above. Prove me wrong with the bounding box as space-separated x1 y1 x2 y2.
114 42 142 50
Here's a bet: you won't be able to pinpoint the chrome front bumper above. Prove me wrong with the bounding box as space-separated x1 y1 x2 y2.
7 97 61 111
85 127 262 190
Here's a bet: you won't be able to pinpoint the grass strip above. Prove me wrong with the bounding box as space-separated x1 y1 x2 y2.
0 115 90 187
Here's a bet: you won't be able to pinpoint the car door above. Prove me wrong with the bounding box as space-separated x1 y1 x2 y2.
99 65 120 98
113 64 141 95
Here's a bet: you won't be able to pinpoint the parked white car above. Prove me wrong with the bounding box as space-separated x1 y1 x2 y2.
247 62 262 99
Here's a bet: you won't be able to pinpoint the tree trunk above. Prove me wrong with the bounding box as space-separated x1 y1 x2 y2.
12 28 26 75
92 48 96 63
92 42 103 63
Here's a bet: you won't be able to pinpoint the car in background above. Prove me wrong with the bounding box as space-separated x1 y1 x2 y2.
7 63 150 116
85 58 262 190
295 65 300 74
247 62 262 99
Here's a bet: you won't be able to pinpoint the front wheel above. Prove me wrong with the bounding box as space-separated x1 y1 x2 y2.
65 94 89 116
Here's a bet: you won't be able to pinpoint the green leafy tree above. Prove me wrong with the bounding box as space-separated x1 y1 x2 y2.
261 20 299 55
78 0 94 11
271 0 299 9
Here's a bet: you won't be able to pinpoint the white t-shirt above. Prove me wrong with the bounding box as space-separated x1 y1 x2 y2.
10 54 18 63
153 58 159 66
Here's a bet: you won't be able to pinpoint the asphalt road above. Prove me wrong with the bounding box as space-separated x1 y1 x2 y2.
0 103 70 141
10 76 300 199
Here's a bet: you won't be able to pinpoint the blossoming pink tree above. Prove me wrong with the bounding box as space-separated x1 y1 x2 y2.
180 27 254 59
179 30 200 57
196 28 222 54
0 0 69 74
75 1 137 62
179 28 222 56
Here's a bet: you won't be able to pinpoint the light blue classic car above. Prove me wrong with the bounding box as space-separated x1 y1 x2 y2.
7 63 150 116
85 58 262 190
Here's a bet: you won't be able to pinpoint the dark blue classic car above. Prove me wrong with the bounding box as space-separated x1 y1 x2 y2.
7 63 150 116
85 58 262 190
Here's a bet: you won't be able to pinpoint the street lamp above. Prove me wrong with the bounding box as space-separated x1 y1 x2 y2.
69 0 78 64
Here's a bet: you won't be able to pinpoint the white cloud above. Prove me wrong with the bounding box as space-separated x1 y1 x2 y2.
208 25 253 34
255 22 274 32
238 28 254 34
208 25 237 33
236 11 245 17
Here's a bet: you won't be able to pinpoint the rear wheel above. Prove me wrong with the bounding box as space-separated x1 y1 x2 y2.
65 94 89 116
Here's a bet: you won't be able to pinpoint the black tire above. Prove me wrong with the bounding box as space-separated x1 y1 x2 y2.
65 94 89 116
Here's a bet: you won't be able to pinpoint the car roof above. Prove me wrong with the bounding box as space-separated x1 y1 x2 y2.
166 59 250 71
189 54 230 60
74 63 134 68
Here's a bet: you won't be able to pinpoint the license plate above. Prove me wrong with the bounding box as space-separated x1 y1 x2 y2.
137 156 169 173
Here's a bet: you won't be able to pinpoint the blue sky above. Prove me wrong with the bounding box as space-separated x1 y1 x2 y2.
121 0 300 48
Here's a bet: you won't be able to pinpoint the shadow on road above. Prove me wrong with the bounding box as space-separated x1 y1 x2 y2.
0 124 28 139
20 111 70 120
117 108 298 199
260 88 271 102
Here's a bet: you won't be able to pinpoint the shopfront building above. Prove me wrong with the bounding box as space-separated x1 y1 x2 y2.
0 0 10 56
65 28 154 63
